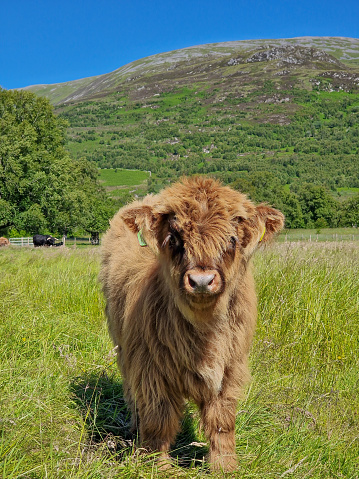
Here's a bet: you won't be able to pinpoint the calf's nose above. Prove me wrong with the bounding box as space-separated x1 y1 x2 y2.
184 270 221 294
189 273 215 291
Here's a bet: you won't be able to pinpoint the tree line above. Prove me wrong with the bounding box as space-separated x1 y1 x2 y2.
0 88 116 237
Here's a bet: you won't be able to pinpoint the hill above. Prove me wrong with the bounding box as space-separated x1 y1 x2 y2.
22 37 359 104
20 37 359 228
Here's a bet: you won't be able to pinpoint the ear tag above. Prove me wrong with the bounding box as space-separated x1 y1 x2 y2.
259 226 266 242
137 230 147 247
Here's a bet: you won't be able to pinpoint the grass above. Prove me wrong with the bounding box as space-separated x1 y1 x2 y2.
336 187 359 200
0 243 358 478
98 168 151 200
98 168 150 187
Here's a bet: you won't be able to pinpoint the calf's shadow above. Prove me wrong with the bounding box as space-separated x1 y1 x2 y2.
70 371 208 468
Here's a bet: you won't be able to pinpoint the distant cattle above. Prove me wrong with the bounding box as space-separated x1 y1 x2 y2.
100 176 284 472
90 232 100 245
33 234 57 247
0 237 10 247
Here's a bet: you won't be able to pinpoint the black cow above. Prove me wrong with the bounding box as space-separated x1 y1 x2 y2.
33 234 57 247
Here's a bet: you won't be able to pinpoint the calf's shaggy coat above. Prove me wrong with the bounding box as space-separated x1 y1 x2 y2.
100 177 284 471
0 237 10 247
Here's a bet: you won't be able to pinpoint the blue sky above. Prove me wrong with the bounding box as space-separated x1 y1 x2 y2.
1 0 358 90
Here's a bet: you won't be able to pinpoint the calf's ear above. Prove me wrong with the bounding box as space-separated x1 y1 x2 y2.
240 204 284 256
120 204 163 253
255 204 285 244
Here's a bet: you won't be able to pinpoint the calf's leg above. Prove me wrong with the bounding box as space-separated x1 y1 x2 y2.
138 397 183 468
201 395 238 472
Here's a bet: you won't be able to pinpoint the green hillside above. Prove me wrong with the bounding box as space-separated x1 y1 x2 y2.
21 75 100 104
19 37 359 229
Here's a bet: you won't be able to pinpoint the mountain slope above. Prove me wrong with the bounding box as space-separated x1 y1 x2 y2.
22 37 359 105
21 75 100 105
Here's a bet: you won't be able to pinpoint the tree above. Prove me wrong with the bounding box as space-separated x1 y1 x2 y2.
338 195 359 227
0 88 113 236
279 191 305 229
82 197 116 237
0 199 13 229
231 172 305 228
297 183 338 228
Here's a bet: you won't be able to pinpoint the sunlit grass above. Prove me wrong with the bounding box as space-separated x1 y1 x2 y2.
99 168 150 187
0 243 358 477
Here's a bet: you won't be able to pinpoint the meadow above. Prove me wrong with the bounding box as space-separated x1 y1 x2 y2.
98 169 150 188
98 168 151 201
0 243 358 478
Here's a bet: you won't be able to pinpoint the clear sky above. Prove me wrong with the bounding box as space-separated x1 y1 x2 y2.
1 0 358 90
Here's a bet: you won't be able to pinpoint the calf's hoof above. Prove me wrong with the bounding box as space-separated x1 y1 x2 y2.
210 452 238 472
156 453 173 471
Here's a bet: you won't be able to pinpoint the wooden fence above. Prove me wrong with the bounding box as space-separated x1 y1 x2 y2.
9 237 33 246
7 236 97 247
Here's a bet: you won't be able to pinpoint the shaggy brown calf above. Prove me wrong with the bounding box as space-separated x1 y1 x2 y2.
100 177 284 471
0 237 10 247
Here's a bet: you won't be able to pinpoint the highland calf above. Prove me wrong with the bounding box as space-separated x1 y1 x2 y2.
100 177 284 471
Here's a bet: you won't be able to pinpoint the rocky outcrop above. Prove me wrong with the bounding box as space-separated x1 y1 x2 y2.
245 46 343 67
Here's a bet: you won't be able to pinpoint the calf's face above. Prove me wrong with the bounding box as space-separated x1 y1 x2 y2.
121 178 284 318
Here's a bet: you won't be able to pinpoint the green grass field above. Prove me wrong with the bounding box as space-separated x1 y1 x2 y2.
336 187 359 200
1 243 358 478
98 168 150 187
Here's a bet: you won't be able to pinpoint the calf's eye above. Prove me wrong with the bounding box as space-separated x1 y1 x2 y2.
163 233 183 254
227 236 237 250
230 236 237 247
168 234 177 248
225 236 237 256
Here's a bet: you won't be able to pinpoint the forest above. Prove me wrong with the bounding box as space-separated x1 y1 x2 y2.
59 83 359 229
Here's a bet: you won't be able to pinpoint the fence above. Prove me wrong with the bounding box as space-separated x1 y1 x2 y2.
64 236 99 246
9 237 33 246
281 232 358 242
6 233 358 247
7 236 97 247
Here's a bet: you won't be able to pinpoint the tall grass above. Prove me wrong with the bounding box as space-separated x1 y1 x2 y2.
0 243 358 478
